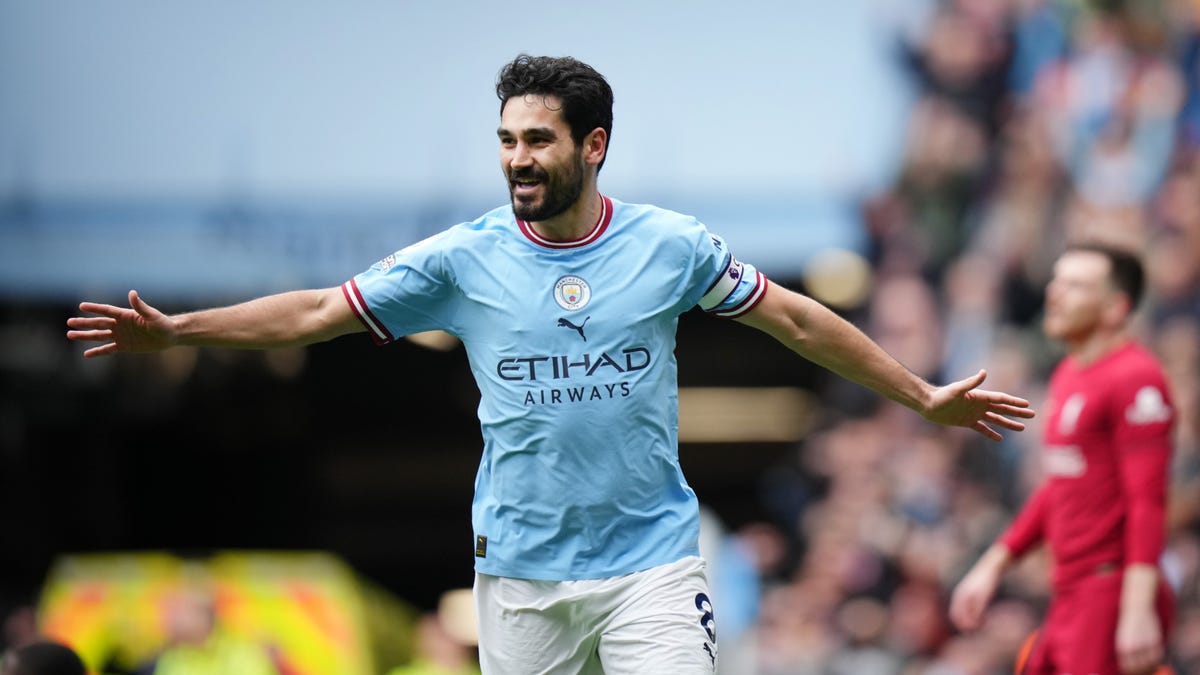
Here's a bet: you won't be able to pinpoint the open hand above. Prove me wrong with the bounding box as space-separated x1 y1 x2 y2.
924 369 1035 441
66 290 176 358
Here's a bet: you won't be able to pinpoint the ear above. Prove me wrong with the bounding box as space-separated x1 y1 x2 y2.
581 127 607 168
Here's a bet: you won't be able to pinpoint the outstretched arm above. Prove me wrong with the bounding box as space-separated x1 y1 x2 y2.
66 287 363 357
735 281 1034 440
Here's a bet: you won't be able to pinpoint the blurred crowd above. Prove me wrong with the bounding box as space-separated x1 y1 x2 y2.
703 0 1200 673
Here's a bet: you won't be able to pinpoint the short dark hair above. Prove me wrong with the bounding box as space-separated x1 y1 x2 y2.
495 54 614 170
1065 241 1146 310
2 641 86 675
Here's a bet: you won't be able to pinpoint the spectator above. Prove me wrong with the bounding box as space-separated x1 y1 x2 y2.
0 641 85 675
386 613 479 675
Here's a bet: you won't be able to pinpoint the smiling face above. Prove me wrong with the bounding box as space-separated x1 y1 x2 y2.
498 94 591 223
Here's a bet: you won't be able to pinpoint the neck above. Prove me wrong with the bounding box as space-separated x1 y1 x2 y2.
1065 327 1129 365
528 185 602 242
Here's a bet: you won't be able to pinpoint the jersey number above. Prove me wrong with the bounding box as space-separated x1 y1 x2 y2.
695 592 717 643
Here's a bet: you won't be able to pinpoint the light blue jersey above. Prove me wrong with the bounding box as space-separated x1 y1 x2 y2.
343 195 767 581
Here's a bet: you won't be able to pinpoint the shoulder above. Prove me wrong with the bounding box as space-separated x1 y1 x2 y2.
608 197 714 249
1107 342 1168 383
1053 343 1167 395
454 203 517 241
1088 343 1173 418
404 204 515 253
1108 343 1175 426
611 197 703 231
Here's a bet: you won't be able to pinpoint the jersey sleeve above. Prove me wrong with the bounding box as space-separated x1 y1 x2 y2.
999 484 1049 559
686 230 767 319
1111 363 1175 566
341 230 460 345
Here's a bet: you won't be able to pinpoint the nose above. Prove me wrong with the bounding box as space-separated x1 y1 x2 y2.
508 141 533 169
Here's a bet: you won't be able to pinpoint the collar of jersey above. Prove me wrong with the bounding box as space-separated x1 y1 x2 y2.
517 194 613 249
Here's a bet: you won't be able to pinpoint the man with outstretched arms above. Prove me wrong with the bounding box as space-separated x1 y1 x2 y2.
69 54 1034 674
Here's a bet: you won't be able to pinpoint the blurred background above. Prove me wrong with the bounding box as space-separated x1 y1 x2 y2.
1 0 1199 673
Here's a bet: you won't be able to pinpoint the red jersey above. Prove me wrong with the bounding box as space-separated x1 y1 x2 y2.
1000 341 1174 589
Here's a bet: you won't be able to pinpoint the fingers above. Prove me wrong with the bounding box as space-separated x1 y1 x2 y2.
76 301 124 318
66 316 116 330
987 402 1037 419
973 420 1002 442
69 293 139 352
1117 633 1164 675
129 289 151 316
83 343 119 358
948 593 983 631
67 300 122 351
75 290 145 318
949 608 976 632
987 394 1033 409
947 369 988 396
977 392 1034 410
67 326 118 356
66 314 115 344
66 329 113 342
985 411 1027 432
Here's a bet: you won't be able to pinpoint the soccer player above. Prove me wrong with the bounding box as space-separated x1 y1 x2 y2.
67 54 1034 674
949 244 1176 675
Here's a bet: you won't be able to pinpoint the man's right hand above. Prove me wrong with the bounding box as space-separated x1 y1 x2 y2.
66 290 176 357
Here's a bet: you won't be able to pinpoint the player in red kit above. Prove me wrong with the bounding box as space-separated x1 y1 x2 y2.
949 243 1176 675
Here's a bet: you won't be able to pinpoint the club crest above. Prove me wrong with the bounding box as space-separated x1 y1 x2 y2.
554 275 591 311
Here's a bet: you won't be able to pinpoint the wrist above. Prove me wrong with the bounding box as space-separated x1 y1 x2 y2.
985 543 1013 567
909 380 937 417
166 313 189 347
1120 563 1160 614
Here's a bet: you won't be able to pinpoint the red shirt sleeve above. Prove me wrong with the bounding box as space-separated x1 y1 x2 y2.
999 484 1050 559
1112 371 1174 566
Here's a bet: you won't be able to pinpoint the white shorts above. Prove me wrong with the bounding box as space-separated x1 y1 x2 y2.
474 556 718 675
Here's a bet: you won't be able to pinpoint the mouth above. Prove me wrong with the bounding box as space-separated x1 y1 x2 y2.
510 170 546 196
511 180 541 197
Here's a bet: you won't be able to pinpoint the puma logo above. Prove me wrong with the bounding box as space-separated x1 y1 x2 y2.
556 316 590 341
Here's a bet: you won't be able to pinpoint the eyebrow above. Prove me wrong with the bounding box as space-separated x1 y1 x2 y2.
496 126 559 139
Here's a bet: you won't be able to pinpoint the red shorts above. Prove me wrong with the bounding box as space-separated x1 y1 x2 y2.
1015 569 1175 675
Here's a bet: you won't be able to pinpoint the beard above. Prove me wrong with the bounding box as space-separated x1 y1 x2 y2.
508 152 585 222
